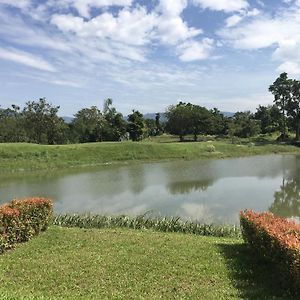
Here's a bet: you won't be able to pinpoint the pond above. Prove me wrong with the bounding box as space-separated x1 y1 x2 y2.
0 154 300 225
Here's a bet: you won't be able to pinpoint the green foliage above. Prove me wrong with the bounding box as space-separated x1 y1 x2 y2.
288 80 300 140
166 102 221 141
53 214 241 238
23 98 67 144
72 106 106 143
229 111 261 138
0 105 27 142
165 102 192 141
240 210 300 294
269 72 300 140
0 198 53 253
127 110 146 141
102 98 127 141
255 105 281 134
206 143 216 152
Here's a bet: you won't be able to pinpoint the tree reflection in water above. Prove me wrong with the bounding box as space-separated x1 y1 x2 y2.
269 156 300 220
167 179 214 195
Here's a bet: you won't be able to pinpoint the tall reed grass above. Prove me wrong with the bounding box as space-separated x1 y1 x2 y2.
53 214 241 238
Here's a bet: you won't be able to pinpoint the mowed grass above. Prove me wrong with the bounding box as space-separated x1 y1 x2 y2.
0 227 292 299
0 138 300 173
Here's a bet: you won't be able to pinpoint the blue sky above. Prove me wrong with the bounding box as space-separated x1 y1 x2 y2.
0 0 300 116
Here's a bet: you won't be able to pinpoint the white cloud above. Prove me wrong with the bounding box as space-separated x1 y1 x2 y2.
277 61 300 77
225 15 243 27
51 3 208 60
158 0 188 16
51 0 133 18
256 0 265 7
0 0 31 9
212 93 274 112
155 0 202 45
220 17 283 49
178 38 214 61
247 8 260 17
0 47 56 72
157 17 202 45
193 0 249 12
225 8 260 28
0 0 215 86
51 7 157 47
219 3 300 75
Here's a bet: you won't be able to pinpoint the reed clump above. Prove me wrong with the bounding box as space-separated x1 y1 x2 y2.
53 214 241 238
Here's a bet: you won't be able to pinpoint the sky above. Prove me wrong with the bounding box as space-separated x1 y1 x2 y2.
0 0 300 116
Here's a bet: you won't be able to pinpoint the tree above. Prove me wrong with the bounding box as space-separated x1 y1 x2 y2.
127 110 146 141
166 102 221 141
165 102 192 141
72 106 106 143
145 119 157 136
288 80 300 141
230 111 261 138
255 105 281 133
102 99 127 141
208 108 226 135
269 73 293 139
189 104 212 141
22 98 67 144
0 105 27 142
155 113 163 135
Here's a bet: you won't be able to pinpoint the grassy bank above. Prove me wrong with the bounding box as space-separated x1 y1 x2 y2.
0 138 300 173
0 226 292 299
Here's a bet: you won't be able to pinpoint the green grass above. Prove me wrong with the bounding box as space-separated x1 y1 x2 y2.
0 136 300 173
0 226 293 299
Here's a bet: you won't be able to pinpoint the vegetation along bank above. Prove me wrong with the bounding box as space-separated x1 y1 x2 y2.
0 138 300 173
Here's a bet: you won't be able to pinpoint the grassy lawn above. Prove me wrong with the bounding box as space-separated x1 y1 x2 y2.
0 227 292 299
0 137 300 173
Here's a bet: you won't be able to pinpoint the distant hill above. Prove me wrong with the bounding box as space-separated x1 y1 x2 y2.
222 111 235 118
143 113 167 122
62 116 74 123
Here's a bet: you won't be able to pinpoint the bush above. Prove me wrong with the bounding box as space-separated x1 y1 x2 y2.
0 197 53 253
240 210 300 293
206 144 216 152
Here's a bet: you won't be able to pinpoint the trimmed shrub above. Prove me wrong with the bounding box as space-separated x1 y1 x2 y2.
0 197 53 253
240 210 300 293
10 198 53 241
0 206 21 252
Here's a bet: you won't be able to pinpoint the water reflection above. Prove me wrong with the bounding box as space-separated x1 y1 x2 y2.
269 156 300 219
0 155 300 224
168 179 214 194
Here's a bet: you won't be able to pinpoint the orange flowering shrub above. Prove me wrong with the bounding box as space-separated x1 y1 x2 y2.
10 197 53 241
240 210 300 293
0 197 53 253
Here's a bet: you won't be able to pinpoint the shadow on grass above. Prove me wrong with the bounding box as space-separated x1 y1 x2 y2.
218 242 296 299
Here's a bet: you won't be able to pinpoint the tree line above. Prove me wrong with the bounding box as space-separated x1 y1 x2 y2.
0 73 299 144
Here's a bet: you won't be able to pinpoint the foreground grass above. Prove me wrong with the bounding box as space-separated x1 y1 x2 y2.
0 138 300 173
0 227 293 299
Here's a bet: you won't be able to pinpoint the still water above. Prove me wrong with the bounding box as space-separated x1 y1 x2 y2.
0 155 299 225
